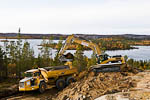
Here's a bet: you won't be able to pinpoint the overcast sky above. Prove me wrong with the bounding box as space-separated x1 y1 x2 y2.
0 0 150 34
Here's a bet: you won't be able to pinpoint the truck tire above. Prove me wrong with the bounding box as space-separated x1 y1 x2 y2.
56 79 65 90
66 77 75 86
39 82 46 93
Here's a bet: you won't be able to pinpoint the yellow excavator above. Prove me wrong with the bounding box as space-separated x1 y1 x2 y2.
58 34 126 72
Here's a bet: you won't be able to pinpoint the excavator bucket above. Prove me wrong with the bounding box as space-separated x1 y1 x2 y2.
59 53 74 62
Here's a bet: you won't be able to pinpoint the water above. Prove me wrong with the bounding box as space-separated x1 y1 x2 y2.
106 46 150 61
0 39 149 61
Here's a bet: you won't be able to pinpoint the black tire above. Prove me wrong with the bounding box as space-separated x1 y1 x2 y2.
39 82 46 93
56 79 65 90
66 77 75 86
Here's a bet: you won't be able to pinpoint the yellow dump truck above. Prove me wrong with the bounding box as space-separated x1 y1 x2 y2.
19 65 77 93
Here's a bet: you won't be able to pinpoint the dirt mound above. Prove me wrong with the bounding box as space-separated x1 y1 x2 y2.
0 84 18 99
53 72 135 100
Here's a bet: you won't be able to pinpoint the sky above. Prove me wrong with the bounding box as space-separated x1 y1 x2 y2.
0 0 150 35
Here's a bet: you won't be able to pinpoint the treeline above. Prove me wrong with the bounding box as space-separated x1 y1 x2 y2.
93 37 150 50
126 58 150 70
92 37 136 50
0 37 64 79
45 36 150 51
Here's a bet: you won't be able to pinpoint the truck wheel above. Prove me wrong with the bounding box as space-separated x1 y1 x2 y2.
56 79 65 90
39 82 46 93
66 77 75 86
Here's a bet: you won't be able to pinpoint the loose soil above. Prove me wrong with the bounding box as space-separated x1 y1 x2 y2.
2 70 150 100
53 72 135 100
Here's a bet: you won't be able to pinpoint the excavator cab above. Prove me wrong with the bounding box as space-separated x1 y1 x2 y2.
98 54 109 64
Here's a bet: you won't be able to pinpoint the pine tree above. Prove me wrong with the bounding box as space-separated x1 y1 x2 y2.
73 45 87 72
0 47 5 78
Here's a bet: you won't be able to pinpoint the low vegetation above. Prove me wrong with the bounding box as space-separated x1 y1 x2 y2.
126 58 150 70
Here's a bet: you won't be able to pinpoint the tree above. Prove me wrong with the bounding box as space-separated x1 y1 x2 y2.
87 53 97 68
53 36 63 66
21 41 34 71
16 38 22 78
3 40 9 77
124 55 128 62
73 45 87 72
48 36 54 66
0 47 5 78
39 37 53 67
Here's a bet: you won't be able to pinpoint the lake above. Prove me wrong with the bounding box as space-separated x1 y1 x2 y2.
0 39 149 61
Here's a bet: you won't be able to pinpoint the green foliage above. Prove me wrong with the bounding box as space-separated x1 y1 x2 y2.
127 59 150 70
21 41 34 71
124 55 128 62
39 38 53 67
53 38 63 66
73 45 87 72
92 37 136 50
87 53 97 68
0 46 6 78
0 38 64 79
57 40 63 52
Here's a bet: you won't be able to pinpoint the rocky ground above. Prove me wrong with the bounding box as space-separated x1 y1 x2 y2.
95 70 150 100
52 71 135 100
2 70 150 100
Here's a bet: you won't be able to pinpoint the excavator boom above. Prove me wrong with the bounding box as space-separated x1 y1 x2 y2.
59 35 101 56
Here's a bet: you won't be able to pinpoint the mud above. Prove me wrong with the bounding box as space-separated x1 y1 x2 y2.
0 84 18 99
2 87 58 100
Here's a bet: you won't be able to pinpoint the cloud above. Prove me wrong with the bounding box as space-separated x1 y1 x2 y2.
0 0 150 34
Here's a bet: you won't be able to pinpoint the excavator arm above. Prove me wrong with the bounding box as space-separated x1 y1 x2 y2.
59 34 102 57
59 35 74 56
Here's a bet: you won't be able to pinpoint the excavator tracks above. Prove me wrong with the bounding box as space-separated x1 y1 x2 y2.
90 63 123 72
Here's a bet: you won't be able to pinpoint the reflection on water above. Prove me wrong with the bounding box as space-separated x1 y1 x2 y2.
0 39 150 61
106 46 150 61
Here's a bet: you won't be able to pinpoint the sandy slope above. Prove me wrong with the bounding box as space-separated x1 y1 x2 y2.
96 70 150 100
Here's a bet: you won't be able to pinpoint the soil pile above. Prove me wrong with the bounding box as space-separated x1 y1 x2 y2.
0 84 18 98
54 72 136 100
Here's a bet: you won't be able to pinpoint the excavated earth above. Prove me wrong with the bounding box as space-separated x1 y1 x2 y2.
52 71 135 100
95 70 150 100
3 70 150 100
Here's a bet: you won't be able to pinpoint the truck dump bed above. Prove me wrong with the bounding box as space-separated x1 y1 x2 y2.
44 65 70 71
42 65 78 79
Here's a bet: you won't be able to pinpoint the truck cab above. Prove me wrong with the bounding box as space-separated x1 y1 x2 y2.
19 69 47 93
